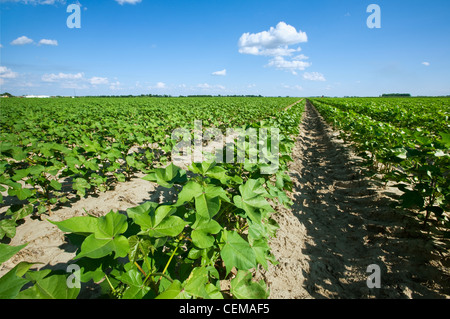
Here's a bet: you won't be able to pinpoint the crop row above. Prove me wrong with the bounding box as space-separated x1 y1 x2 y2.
309 97 450 231
0 97 304 299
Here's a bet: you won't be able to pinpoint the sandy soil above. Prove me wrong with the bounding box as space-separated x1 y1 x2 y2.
255 101 450 299
1 100 449 298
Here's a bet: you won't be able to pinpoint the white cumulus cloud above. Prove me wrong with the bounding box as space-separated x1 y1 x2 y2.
422 62 430 66
303 72 326 81
212 69 227 76
39 39 58 46
238 21 307 56
0 66 18 79
238 22 312 75
11 36 34 46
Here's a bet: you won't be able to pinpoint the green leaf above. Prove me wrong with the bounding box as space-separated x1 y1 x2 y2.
143 163 187 188
205 283 223 299
175 181 203 206
195 193 220 220
8 186 33 201
219 230 256 275
156 280 189 299
230 270 269 299
191 219 222 249
128 203 186 238
12 169 29 182
75 211 129 259
234 179 273 224
205 166 230 183
183 267 209 299
127 201 159 229
150 215 186 238
76 233 129 259
0 262 34 299
5 204 34 222
17 270 80 299
96 210 128 239
251 239 271 270
438 132 450 148
118 268 151 299
0 243 28 265
49 215 98 235
0 219 17 240
73 178 90 197
28 165 45 177
189 161 217 175
50 179 62 191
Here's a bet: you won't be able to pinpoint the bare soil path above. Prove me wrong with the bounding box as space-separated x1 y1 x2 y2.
256 100 450 299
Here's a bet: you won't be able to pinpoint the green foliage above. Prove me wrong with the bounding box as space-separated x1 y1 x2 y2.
310 97 450 227
0 97 305 299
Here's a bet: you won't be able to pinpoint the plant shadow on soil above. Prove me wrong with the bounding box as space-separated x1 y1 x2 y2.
286 102 450 299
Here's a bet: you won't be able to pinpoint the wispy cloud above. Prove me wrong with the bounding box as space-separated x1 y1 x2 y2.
42 72 84 82
89 76 109 85
197 83 226 90
39 39 58 46
115 0 141 5
266 56 311 75
0 0 66 5
212 69 227 76
422 61 430 66
303 72 326 81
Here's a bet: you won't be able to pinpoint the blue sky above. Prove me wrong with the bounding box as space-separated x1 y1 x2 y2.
1 0 449 97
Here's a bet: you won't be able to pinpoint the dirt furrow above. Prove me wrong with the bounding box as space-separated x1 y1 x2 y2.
257 100 450 299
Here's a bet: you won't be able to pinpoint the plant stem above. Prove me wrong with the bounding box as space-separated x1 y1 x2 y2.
104 274 116 294
158 242 180 283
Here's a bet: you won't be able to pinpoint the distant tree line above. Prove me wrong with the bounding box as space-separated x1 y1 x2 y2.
381 93 411 97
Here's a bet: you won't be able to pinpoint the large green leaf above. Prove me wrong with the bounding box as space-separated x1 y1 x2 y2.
176 181 230 208
126 201 159 229
233 179 273 224
8 186 33 201
17 269 80 299
156 267 211 299
156 280 189 299
183 267 209 299
175 181 203 206
142 163 187 188
195 193 220 220
191 219 222 249
128 203 186 238
219 230 256 275
75 211 129 259
230 270 269 299
117 269 151 299
49 215 98 235
0 262 34 299
0 219 16 240
0 243 28 265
